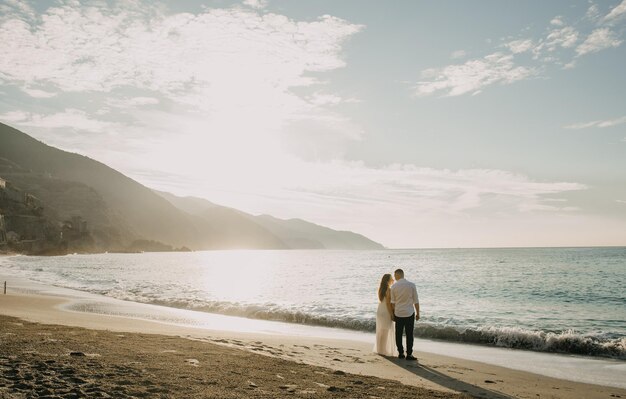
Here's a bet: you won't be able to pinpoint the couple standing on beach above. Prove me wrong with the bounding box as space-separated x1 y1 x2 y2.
374 269 420 360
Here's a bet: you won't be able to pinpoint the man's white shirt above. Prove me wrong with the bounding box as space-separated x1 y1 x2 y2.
390 278 419 318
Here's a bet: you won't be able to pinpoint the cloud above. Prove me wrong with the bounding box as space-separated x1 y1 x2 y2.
306 92 359 106
550 16 564 26
564 115 626 129
415 2 626 97
414 53 536 97
505 39 535 54
450 49 467 59
21 87 57 98
0 4 362 96
0 110 30 123
292 163 586 215
585 4 601 21
242 0 268 9
105 97 160 108
544 26 579 49
1 109 118 133
604 0 626 22
576 28 623 55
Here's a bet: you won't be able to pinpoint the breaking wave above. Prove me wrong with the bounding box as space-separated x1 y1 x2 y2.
114 296 626 360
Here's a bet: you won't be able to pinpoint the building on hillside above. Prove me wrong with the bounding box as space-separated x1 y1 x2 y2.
0 178 23 203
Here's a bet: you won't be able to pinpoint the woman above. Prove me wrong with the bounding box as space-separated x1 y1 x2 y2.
373 273 397 356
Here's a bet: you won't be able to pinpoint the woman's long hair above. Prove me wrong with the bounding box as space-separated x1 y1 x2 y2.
378 273 392 302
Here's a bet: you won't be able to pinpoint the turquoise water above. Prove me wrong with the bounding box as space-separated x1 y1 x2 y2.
2 247 625 358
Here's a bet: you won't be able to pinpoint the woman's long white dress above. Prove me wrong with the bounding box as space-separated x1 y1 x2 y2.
373 296 397 356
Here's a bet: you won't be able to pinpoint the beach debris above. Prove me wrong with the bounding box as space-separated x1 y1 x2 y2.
247 380 258 388
69 351 86 357
327 386 345 392
484 379 496 384
276 373 285 379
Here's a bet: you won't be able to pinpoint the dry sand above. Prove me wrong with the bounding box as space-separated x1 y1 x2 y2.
1 292 625 399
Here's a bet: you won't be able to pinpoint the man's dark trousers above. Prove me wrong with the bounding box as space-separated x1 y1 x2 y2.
395 313 415 356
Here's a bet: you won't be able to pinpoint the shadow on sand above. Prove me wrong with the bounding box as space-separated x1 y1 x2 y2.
382 356 515 399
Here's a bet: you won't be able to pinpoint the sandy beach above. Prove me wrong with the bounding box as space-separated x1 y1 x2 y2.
0 282 625 399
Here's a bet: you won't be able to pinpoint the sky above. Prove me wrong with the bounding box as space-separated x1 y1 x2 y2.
0 0 625 248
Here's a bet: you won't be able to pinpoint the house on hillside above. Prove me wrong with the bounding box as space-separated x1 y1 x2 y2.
0 177 23 203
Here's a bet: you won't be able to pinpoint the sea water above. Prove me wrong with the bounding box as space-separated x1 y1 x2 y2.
1 247 624 359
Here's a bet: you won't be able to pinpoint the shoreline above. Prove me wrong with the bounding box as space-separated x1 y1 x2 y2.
1 261 624 364
1 277 625 398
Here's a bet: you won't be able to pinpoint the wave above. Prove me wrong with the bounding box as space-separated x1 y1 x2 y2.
414 324 626 359
109 296 626 360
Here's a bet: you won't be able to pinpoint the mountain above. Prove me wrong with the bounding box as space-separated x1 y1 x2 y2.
0 122 384 252
253 215 385 250
155 191 287 250
156 191 385 250
0 122 199 249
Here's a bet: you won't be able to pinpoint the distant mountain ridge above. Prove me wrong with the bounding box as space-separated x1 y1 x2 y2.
0 122 384 252
156 191 385 250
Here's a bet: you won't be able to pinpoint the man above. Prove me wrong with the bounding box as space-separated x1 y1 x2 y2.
390 268 419 360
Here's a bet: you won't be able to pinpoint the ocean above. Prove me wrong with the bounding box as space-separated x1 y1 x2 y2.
1 247 625 359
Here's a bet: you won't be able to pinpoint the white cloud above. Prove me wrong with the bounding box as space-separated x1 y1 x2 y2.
105 97 160 108
0 110 30 122
1 109 119 133
306 92 359 106
21 87 57 98
0 4 362 96
414 53 536 97
550 16 564 26
545 26 579 49
505 39 534 54
243 0 268 9
585 4 601 21
576 28 623 55
415 2 626 98
564 115 626 129
450 49 467 59
604 0 626 22
293 163 586 216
